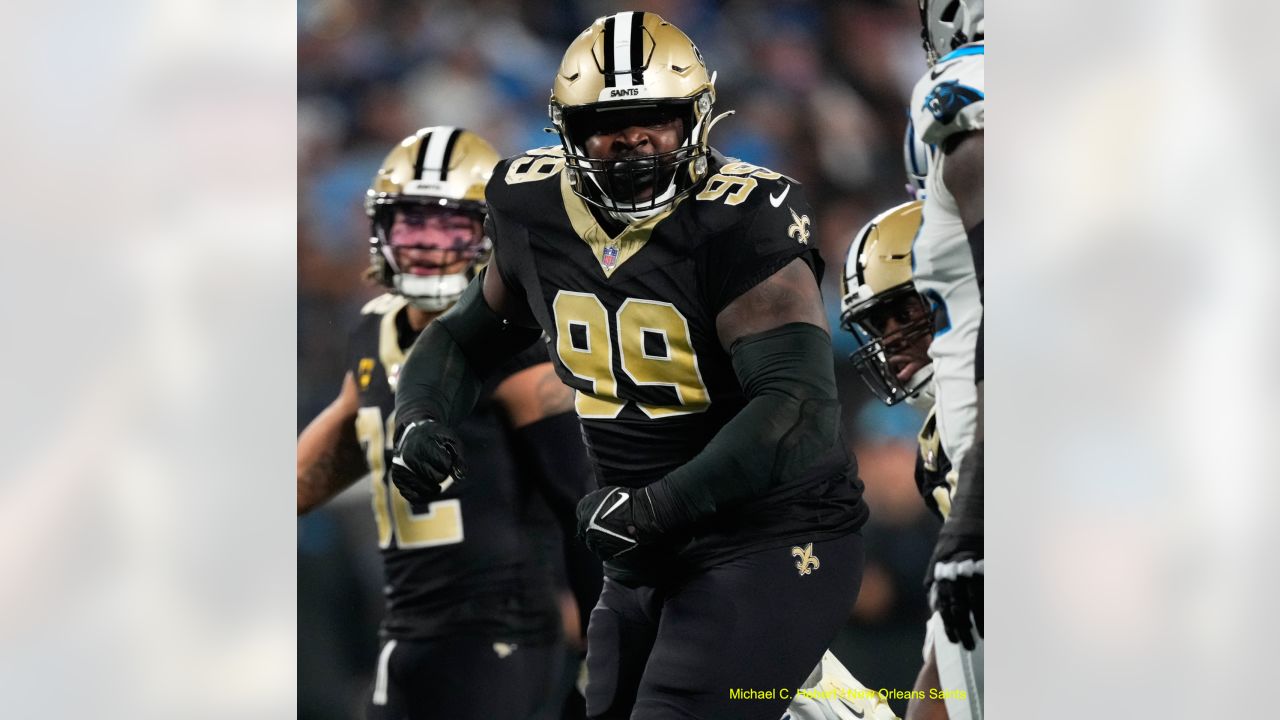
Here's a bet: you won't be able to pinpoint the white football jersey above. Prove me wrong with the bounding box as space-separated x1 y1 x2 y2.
908 42 984 474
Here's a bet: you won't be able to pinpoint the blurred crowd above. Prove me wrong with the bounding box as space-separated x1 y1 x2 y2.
298 1 941 716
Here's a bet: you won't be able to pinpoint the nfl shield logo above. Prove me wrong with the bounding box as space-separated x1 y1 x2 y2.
601 245 619 269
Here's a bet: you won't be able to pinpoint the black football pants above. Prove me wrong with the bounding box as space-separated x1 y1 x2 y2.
366 634 563 720
584 531 864 720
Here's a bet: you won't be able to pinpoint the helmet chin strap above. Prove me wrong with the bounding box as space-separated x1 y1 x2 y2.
903 367 937 409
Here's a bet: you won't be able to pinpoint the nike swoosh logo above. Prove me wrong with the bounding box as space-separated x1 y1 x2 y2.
769 184 790 207
839 697 866 718
931 60 960 80
600 491 629 519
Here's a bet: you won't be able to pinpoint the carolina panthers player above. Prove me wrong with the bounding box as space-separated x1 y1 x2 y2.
390 13 868 720
296 127 600 720
906 1 985 718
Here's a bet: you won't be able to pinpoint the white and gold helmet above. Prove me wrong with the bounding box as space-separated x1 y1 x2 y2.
364 127 499 311
840 201 936 405
548 11 720 221
918 0 985 64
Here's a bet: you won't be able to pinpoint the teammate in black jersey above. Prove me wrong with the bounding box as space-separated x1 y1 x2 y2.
390 14 868 720
297 127 599 720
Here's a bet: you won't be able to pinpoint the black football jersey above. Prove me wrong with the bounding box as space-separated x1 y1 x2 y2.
485 148 868 575
915 405 955 522
347 293 559 642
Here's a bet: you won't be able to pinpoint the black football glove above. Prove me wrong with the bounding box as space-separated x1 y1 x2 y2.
575 486 665 562
927 529 983 651
390 419 466 506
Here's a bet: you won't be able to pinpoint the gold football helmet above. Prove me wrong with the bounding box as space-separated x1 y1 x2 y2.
840 201 936 405
548 11 720 219
365 127 499 311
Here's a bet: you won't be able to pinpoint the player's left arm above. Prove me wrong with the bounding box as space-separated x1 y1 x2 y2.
492 362 602 644
650 258 838 525
943 129 984 295
577 254 840 555
575 180 843 561
930 129 984 651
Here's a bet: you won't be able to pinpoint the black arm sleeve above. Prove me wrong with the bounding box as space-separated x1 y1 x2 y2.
647 322 841 529
510 413 602 640
395 269 542 430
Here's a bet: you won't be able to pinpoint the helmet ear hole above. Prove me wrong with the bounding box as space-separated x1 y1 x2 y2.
940 1 960 22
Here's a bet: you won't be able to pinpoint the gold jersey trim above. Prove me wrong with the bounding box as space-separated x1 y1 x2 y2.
376 294 412 374
558 170 678 277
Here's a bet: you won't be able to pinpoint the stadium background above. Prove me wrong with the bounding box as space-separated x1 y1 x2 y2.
298 1 941 716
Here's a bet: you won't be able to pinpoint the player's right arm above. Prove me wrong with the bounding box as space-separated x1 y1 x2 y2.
297 372 366 515
391 249 543 505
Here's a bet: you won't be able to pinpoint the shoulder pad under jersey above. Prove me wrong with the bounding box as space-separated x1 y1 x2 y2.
910 42 984 146
361 292 407 316
489 145 566 193
690 158 809 238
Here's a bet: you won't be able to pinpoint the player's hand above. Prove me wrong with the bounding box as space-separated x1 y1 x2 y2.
575 486 662 562
390 419 466 505
929 550 983 651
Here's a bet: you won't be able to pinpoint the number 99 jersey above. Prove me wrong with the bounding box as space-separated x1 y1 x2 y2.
485 147 868 575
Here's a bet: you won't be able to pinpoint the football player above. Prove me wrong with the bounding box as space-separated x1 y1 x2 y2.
296 127 600 720
390 13 868 720
840 201 952 520
842 201 971 720
906 1 985 718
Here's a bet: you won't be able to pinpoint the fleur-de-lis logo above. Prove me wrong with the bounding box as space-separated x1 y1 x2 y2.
787 208 811 245
791 542 820 576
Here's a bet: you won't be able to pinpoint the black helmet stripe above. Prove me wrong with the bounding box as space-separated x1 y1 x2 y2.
854 224 871 286
412 127 461 183
602 11 645 89
628 11 645 86
602 15 617 87
438 128 462 181
412 129 434 180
